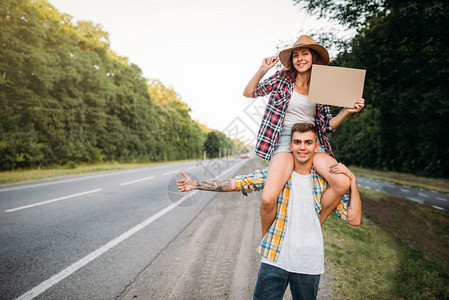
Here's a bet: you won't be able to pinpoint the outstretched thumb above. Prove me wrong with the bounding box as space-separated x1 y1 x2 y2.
180 170 189 179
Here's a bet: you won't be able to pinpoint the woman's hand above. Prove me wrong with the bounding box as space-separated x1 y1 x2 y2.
345 98 365 114
243 56 279 97
329 162 355 182
260 56 279 72
330 98 365 129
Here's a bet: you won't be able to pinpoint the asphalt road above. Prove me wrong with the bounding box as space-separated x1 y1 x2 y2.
357 176 449 211
2 158 447 300
0 157 250 300
117 158 335 300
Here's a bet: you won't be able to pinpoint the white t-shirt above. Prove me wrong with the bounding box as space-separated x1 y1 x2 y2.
262 172 324 275
283 91 316 127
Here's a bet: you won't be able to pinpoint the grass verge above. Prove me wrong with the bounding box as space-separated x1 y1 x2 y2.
0 160 192 185
323 188 449 299
351 166 449 193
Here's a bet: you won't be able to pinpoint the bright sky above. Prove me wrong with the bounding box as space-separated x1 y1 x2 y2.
49 0 346 145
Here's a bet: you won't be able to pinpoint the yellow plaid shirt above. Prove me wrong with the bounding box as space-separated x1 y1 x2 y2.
235 168 349 262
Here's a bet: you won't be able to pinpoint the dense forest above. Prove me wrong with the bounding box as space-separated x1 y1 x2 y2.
294 0 448 178
0 0 242 170
2 0 447 178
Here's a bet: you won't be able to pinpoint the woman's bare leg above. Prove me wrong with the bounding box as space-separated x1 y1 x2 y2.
313 153 351 225
260 152 294 237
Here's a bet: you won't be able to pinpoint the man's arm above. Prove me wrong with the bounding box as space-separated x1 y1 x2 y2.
177 171 237 192
329 163 362 226
177 169 267 195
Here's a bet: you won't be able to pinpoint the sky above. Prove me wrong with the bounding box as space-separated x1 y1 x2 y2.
48 0 347 145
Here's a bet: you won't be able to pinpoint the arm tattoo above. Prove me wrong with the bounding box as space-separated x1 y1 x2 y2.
195 179 237 192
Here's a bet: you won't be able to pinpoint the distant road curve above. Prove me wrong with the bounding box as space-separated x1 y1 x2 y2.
357 176 449 211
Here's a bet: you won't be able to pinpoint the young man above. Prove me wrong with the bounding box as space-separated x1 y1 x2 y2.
177 123 362 300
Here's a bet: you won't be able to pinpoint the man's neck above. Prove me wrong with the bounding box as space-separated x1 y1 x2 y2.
293 160 313 175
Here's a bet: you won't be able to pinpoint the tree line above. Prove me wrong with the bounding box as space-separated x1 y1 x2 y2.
0 0 243 170
294 0 448 178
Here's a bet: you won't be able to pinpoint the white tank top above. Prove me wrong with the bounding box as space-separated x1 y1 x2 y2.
262 172 324 274
283 91 316 127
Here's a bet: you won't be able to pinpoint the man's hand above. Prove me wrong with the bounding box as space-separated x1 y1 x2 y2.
177 172 237 192
329 162 362 226
329 162 355 182
177 170 195 192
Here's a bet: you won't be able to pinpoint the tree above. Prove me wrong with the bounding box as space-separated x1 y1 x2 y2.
0 0 239 170
294 0 449 177
203 132 221 159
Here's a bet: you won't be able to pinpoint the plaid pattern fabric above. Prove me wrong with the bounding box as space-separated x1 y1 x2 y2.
315 104 335 158
252 70 335 160
252 71 294 160
235 168 349 262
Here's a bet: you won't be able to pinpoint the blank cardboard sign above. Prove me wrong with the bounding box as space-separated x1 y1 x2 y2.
308 65 366 107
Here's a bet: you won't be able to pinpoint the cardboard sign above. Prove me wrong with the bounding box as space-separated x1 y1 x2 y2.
308 65 366 107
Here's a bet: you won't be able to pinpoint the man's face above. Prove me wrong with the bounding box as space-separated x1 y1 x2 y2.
289 130 318 164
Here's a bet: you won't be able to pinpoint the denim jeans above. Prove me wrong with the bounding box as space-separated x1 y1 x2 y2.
253 263 321 300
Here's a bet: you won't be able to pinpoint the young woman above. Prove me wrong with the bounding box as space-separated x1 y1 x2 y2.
243 35 364 237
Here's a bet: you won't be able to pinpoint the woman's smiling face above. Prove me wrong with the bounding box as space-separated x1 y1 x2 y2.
291 47 313 73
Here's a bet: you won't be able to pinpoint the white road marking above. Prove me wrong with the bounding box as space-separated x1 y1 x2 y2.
120 176 155 186
185 166 196 170
400 189 410 193
15 191 198 300
432 205 445 211
15 158 251 300
436 197 447 202
163 170 180 176
407 197 424 204
4 189 102 213
418 193 428 197
430 190 438 194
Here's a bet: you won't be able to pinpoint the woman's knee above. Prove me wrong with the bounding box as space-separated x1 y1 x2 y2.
261 194 277 210
313 153 350 195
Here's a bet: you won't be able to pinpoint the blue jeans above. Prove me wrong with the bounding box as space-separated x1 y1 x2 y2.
253 263 321 300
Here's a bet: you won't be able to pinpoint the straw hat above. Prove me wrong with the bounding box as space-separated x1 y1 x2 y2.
279 35 329 69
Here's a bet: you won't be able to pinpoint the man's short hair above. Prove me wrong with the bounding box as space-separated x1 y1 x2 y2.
291 123 317 141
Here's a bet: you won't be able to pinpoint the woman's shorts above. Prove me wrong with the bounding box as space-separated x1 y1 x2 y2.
271 126 325 157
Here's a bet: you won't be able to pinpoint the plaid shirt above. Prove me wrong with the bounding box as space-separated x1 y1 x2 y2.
235 168 349 262
252 70 335 160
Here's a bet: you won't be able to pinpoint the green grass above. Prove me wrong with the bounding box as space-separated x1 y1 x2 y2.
323 188 449 299
0 160 193 185
351 166 449 193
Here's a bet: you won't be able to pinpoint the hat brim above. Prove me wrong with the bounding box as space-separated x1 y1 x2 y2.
279 44 329 69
